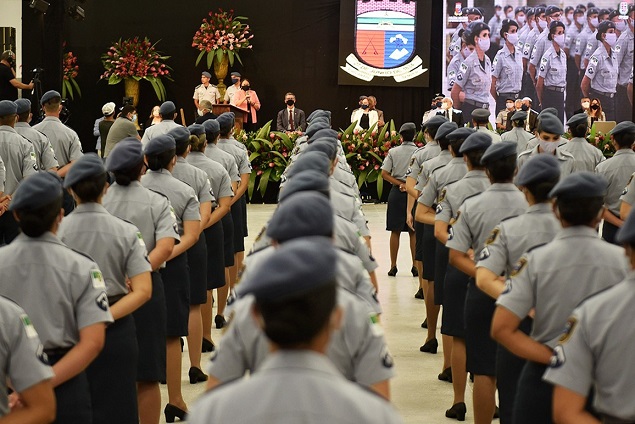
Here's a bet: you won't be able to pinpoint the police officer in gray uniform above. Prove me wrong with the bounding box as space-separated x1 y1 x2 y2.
476 154 561 424
544 210 635 424
492 172 629 424
0 171 113 424
614 5 635 123
536 21 567 123
595 121 635 244
501 110 534 154
140 101 182 147
528 6 563 84
0 296 55 422
103 137 179 424
13 98 59 171
58 153 152 424
559 113 604 172
517 114 575 178
471 108 502 143
447 141 528 424
190 238 402 424
492 19 523 115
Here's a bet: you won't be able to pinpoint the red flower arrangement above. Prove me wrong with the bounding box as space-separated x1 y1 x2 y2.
62 51 81 100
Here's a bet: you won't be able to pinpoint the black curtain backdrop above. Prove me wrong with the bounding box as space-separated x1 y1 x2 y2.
22 0 444 150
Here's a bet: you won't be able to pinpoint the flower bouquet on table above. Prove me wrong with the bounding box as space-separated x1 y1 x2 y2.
193 8 254 68
62 51 81 100
100 37 172 102
588 127 615 158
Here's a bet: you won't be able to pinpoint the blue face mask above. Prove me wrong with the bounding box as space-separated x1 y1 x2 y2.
361 104 369 110
231 78 239 84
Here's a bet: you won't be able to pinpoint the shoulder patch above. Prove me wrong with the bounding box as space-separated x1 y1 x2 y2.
90 269 106 289
20 314 38 339
381 346 394 368
479 246 490 261
95 292 108 311
460 62 468 72
135 231 146 247
558 316 578 344
436 204 443 214
623 175 634 196
485 227 500 245
438 188 447 203
510 256 528 277
549 345 566 368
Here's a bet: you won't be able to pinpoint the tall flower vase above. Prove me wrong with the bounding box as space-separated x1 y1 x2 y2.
213 54 229 100
124 78 140 107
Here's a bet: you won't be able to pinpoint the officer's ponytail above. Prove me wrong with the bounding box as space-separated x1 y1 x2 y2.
113 160 144 186
190 134 207 152
146 149 176 171
15 196 62 237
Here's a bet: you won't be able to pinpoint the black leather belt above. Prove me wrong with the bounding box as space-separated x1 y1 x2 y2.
463 99 489 108
545 86 565 93
590 89 616 99
498 92 520 99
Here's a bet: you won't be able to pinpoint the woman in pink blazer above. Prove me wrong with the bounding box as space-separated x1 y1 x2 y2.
231 78 261 132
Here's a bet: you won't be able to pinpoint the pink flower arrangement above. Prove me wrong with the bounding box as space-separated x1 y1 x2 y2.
61 51 81 100
193 9 254 68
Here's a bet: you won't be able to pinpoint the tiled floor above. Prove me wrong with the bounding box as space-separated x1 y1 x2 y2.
166 203 477 423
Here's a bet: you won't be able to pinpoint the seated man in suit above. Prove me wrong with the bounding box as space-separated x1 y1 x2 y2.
521 97 539 133
437 97 464 127
276 92 306 133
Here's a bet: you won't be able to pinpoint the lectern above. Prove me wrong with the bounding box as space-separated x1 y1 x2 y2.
212 104 248 131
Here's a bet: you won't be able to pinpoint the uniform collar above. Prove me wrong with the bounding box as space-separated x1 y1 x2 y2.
176 156 187 163
424 140 438 147
464 169 487 178
614 148 635 157
402 140 415 145
449 157 464 164
502 43 515 56
0 125 16 133
569 137 587 142
14 231 64 246
531 146 570 161
146 168 173 176
438 150 452 157
42 116 61 123
487 182 520 191
14 122 30 128
527 202 554 214
74 202 109 214
554 226 601 240
259 350 344 379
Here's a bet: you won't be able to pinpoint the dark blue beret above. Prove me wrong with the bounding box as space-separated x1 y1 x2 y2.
610 121 635 136
549 20 566 33
10 171 63 211
287 151 331 178
267 192 334 242
422 115 447 130
40 90 61 105
230 71 241 77
306 109 324 122
217 112 235 133
471 108 491 120
538 113 564 135
447 127 475 141
63 153 106 188
546 5 561 15
14 99 31 114
237 237 337 302
481 141 518 164
617 209 635 244
106 138 144 172
596 20 615 37
511 110 528 121
308 129 338 142
435 122 459 141
144 134 176 156
539 108 558 117
278 170 330 202
168 126 190 144
306 122 330 139
0 100 17 117
203 119 220 135
516 154 561 186
305 140 337 161
201 71 212 78
187 124 205 136
549 171 608 199
459 131 492 153
566 113 588 128
399 122 417 134
159 101 176 116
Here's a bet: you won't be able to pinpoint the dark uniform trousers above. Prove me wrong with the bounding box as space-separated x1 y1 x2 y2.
0 212 19 245
48 350 93 424
541 87 565 123
602 214 620 245
566 57 582 116
520 71 538 102
615 84 631 123
513 361 553 424
62 188 75 216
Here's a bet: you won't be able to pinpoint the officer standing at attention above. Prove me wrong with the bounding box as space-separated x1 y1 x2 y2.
475 155 561 424
559 113 604 172
491 19 523 116
492 172 629 424
140 101 182 147
451 22 493 119
447 141 528 424
0 171 113 423
103 137 179 424
544 210 635 424
528 6 563 85
595 121 635 244
500 110 533 154
58 153 152 424
471 109 501 143
581 21 619 120
33 90 83 214
13 98 59 171
0 100 38 243
517 114 575 178
141 134 201 422
189 239 403 424
193 71 220 114
382 122 418 277
614 5 635 123
535 21 567 123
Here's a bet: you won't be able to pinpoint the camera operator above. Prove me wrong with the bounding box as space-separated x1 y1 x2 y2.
0 51 34 101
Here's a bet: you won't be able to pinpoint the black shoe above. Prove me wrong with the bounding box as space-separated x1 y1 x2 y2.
387 266 398 276
438 367 453 383
421 318 428 328
419 338 438 353
164 404 187 423
445 402 466 421
469 373 474 382
414 288 424 299
188 367 208 384
493 406 499 419
180 337 184 352
411 266 419 277
215 314 227 329
202 338 215 353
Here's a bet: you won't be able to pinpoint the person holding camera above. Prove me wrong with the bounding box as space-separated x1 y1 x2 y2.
0 51 34 101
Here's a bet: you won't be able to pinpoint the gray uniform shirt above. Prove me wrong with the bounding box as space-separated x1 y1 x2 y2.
447 54 464 91
501 127 535 154
586 45 619 94
205 143 240 182
217 138 252 175
615 28 634 86
446 183 528 259
405 142 441 183
522 28 541 61
493 44 523 93
537 46 567 87
595 148 635 215
331 189 370 238
381 141 417 181
435 170 491 224
419 157 467 207
517 147 575 180
187 152 235 205
103 181 180 254
140 120 181 147
141 169 201 235
619 172 635 207
58 203 152 297
207 290 394 390
529 30 550 69
0 232 113 350
497 226 628 347
477 203 560 275
172 157 215 206
416 150 452 192
13 122 59 170
558 137 605 172
455 51 492 104
32 116 83 167
574 27 595 69
0 297 53 417
543 273 635 420
0 126 37 194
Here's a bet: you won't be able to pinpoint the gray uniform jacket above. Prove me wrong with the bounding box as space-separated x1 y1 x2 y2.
205 143 240 182
415 150 452 192
537 46 567 88
455 51 492 104
435 170 491 224
187 152 235 205
331 188 369 238
172 157 215 206
517 147 575 179
0 297 53 417
406 142 441 184
58 203 152 297
493 44 523 94
206 291 394 390
501 127 535 154
419 157 468 207
586 45 618 94
558 137 605 172
33 116 83 167
476 127 502 143
543 272 635 421
0 126 37 194
595 149 635 215
615 28 634 86
13 122 59 170
217 138 252 176
497 226 628 347
140 120 181 147
0 232 113 350
381 141 418 182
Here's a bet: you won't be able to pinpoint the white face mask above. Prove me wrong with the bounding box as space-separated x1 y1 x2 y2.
615 20 627 32
539 140 558 154
605 32 618 47
538 18 548 29
478 37 491 52
517 15 526 24
506 33 519 45
582 101 590 109
554 34 566 47
463 47 473 58
497 10 504 17
567 13 574 22
590 17 599 27
576 16 586 26
507 12 515 20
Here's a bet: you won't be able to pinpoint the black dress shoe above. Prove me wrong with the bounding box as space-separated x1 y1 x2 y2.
438 367 453 382
188 367 208 384
387 266 398 276
493 405 500 419
445 402 466 421
419 338 438 353
215 314 227 329
180 337 184 352
470 372 474 382
202 338 215 353
411 266 419 277
164 404 187 423
414 288 424 299
421 318 428 328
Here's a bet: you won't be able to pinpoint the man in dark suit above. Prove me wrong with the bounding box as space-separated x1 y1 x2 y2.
521 97 539 133
436 97 464 127
276 92 306 132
